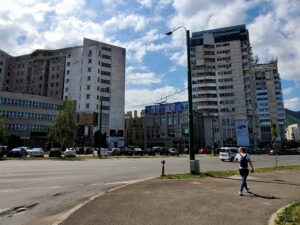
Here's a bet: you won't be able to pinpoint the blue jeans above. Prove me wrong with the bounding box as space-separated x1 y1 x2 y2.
239 168 249 192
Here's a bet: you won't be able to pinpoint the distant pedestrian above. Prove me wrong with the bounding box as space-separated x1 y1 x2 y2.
234 147 254 196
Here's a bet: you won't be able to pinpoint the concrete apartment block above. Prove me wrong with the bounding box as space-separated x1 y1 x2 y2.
191 25 256 147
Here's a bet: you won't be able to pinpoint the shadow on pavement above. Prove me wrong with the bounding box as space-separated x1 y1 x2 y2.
246 192 280 200
212 176 300 187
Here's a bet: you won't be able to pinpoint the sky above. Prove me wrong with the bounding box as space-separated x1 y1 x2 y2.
0 0 300 112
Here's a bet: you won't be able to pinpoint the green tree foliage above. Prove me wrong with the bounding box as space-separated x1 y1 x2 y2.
271 123 278 148
0 118 6 144
47 100 77 150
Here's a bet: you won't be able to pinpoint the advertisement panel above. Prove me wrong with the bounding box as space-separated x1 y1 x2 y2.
235 119 249 146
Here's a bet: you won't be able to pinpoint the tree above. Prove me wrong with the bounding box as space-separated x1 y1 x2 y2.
47 100 77 150
271 122 278 167
0 118 6 144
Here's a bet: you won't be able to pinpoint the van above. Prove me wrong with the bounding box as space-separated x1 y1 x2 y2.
219 147 238 162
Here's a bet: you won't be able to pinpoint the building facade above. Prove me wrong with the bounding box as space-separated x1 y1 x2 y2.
0 38 125 146
124 110 144 147
253 60 285 143
143 102 203 152
286 123 300 141
0 91 63 147
190 25 256 147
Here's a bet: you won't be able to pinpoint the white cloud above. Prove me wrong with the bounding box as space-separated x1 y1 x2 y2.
103 14 148 32
282 87 294 95
126 72 161 85
138 0 153 8
125 86 187 112
284 97 300 111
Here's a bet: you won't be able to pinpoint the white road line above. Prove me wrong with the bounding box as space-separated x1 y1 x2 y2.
0 208 10 214
0 186 64 193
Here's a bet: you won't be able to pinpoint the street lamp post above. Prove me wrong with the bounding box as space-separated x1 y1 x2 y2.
166 26 199 174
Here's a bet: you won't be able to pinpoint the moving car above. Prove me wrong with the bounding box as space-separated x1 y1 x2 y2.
198 147 211 154
64 147 76 157
27 148 44 157
8 148 28 157
219 147 238 162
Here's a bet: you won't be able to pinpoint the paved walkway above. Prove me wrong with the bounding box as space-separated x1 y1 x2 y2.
60 170 300 225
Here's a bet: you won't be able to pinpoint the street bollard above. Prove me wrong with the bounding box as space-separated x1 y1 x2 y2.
161 160 165 176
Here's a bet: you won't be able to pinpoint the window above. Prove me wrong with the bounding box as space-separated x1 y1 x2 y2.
88 50 92 56
101 79 110 84
65 87 68 92
56 82 59 87
67 62 70 66
86 103 89 108
88 67 91 72
102 46 111 52
56 74 59 78
66 79 69 83
87 85 90 90
87 76 91 81
101 71 111 76
101 62 111 68
68 54 71 58
102 96 110 101
102 54 111 60
86 94 90 99
88 59 92 63
67 70 70 75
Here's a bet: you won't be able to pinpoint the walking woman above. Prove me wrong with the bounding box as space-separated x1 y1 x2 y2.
234 147 254 196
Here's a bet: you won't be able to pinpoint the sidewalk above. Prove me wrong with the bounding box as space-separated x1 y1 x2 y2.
60 170 300 225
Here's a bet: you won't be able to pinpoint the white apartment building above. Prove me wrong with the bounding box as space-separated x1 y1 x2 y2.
286 123 300 141
190 25 256 147
63 38 125 141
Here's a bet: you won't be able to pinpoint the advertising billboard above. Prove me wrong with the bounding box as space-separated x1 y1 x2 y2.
235 119 249 146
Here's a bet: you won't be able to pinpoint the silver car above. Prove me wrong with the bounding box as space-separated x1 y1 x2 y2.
27 148 44 157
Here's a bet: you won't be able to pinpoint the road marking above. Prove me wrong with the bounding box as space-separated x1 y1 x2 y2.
0 186 64 193
0 208 10 214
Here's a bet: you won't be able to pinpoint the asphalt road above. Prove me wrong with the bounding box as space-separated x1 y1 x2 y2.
0 154 299 225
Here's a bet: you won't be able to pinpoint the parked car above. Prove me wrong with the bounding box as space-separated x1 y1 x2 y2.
219 147 238 162
168 148 179 155
133 147 143 156
64 147 76 157
108 148 120 156
252 148 268 154
49 148 62 157
0 146 8 157
144 148 155 155
27 148 44 157
8 148 28 157
123 147 134 156
152 146 163 155
198 147 211 154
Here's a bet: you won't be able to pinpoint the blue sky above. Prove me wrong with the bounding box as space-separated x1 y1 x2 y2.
0 0 300 112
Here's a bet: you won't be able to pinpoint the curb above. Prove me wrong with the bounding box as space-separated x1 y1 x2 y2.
51 178 155 225
268 202 294 225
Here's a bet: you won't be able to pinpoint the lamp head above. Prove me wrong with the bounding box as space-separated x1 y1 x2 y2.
165 31 173 36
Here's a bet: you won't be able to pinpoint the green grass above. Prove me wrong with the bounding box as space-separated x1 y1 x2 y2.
161 165 300 179
275 201 300 225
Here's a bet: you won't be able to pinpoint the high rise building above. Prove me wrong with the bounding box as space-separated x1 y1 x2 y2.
253 60 285 142
190 25 256 147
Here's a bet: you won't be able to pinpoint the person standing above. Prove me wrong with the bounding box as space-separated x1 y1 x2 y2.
234 147 254 196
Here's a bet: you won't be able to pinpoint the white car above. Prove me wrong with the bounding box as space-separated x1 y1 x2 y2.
219 147 238 162
27 148 44 157
64 147 76 157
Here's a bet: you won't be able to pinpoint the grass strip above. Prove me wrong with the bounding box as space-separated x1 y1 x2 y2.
161 165 300 179
275 201 300 225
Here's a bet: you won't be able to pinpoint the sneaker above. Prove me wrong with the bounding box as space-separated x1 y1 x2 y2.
246 187 251 193
239 191 243 196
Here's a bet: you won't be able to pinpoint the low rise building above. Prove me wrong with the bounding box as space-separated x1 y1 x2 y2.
286 123 300 141
0 91 63 147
